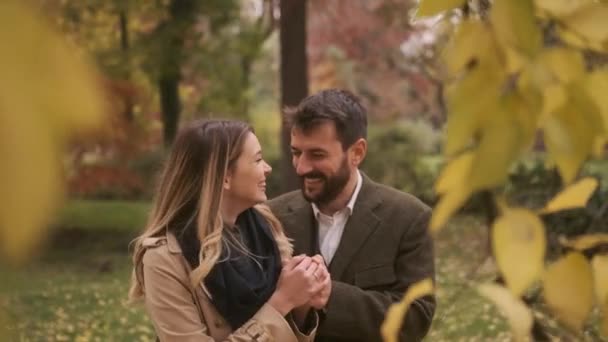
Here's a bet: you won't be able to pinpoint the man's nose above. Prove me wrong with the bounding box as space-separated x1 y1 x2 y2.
294 156 313 176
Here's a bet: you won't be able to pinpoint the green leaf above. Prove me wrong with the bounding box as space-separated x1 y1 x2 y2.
543 252 594 330
492 208 546 297
416 0 467 17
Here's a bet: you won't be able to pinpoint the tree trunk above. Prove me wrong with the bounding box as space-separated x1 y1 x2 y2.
159 76 181 147
156 0 197 146
279 0 308 193
119 9 134 122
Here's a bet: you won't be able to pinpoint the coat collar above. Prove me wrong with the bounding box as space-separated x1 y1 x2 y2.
166 229 183 254
284 172 383 279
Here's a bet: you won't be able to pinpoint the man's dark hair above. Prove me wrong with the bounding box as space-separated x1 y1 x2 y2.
285 89 368 149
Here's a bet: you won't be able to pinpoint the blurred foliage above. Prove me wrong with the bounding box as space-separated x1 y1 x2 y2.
507 159 608 242
362 121 442 205
412 0 608 339
0 1 105 264
45 0 280 200
54 200 150 233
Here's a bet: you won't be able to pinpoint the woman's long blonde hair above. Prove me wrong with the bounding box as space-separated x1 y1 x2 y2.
129 119 292 301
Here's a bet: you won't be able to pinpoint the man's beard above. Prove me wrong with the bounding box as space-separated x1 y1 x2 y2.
300 157 351 206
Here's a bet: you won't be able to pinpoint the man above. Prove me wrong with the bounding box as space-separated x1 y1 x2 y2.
268 89 435 342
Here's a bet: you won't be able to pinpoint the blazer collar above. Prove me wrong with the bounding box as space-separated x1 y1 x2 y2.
328 173 382 279
284 172 383 279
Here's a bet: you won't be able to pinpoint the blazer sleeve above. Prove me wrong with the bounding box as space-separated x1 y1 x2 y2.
142 247 317 342
319 209 436 342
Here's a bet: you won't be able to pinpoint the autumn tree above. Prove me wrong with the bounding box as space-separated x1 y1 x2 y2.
383 1 608 340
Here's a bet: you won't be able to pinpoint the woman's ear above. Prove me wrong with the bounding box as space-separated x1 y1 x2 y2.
223 172 232 191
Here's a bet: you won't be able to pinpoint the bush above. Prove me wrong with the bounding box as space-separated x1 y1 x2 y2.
506 157 608 247
362 120 441 205
67 150 166 201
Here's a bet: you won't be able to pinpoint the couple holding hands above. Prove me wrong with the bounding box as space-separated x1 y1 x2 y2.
129 89 435 342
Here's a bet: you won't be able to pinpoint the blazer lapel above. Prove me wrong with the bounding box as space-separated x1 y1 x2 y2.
283 197 318 256
329 175 382 280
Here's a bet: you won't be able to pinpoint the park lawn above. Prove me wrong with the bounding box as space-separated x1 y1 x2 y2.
2 200 602 341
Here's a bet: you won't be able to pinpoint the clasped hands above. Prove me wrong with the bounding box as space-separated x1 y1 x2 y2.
269 254 332 317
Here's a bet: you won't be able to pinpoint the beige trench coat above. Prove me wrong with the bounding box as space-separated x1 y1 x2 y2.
141 232 317 342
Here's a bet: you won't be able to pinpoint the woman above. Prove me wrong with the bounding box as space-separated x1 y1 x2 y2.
129 119 330 341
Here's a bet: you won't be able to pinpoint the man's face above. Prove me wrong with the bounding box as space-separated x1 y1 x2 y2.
290 122 353 205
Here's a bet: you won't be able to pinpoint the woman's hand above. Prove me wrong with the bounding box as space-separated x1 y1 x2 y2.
307 254 332 310
269 255 323 315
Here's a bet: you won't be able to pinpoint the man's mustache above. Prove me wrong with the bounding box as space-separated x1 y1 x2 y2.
300 171 326 180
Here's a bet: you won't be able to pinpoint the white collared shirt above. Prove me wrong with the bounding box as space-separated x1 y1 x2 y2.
311 170 363 263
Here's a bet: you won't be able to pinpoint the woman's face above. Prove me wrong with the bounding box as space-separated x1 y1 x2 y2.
224 132 272 207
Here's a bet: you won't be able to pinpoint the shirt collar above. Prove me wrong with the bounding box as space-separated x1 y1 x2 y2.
312 169 363 218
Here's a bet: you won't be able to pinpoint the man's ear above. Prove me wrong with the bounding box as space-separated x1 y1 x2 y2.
350 138 367 167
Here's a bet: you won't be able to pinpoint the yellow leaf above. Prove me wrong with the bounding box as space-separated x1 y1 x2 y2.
444 61 505 156
594 137 607 158
541 48 586 84
434 152 474 195
563 4 608 45
534 0 593 17
492 208 546 297
543 83 604 183
0 2 104 263
543 252 594 330
540 177 598 214
543 91 599 184
469 95 534 191
478 283 533 341
443 20 494 76
603 301 608 338
430 186 472 234
540 85 567 123
560 233 608 251
592 255 608 305
381 278 434 342
416 0 466 17
491 0 541 59
556 26 607 53
586 69 608 134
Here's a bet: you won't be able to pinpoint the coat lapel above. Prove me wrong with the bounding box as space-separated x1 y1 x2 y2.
328 175 382 280
283 197 318 256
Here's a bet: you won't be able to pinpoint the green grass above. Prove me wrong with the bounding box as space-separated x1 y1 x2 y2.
2 199 154 341
54 199 151 233
2 200 605 341
2 245 153 341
